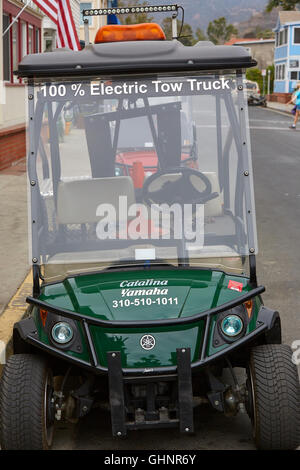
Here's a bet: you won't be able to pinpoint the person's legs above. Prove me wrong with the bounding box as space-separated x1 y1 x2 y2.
290 108 300 128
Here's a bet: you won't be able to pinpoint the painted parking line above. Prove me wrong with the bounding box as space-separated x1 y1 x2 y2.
249 119 290 124
196 124 293 131
250 126 295 130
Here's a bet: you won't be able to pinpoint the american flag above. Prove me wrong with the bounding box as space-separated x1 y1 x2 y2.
32 0 81 51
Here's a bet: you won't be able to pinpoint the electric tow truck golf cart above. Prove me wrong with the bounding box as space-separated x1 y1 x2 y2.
0 5 299 451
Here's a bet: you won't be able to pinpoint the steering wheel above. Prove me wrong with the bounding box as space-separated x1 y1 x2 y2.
142 167 219 208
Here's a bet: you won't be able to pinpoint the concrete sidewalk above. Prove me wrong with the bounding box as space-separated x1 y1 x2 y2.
0 159 29 316
0 159 31 368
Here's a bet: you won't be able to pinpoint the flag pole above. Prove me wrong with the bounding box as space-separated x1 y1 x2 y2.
2 0 31 37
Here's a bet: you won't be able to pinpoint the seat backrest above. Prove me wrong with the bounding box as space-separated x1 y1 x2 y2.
57 176 135 224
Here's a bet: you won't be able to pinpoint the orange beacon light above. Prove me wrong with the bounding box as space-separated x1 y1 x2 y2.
95 23 166 44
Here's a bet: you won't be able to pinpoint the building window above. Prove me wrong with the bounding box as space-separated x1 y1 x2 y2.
21 22 27 58
44 35 54 52
80 2 92 25
278 28 288 46
291 71 298 80
276 64 286 80
294 27 300 44
12 19 19 82
290 59 299 68
35 28 40 54
3 14 10 81
2 13 41 83
28 25 34 54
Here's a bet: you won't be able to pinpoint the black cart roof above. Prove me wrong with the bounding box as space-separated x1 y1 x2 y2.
17 39 257 79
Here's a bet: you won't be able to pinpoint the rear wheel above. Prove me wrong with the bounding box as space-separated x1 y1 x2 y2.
246 344 300 450
0 354 55 450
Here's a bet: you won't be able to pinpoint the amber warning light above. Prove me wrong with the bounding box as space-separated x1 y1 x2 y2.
95 23 166 44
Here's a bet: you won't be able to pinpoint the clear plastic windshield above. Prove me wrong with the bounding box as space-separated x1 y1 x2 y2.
27 72 257 282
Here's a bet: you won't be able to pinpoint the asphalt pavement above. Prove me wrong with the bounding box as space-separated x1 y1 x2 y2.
249 106 300 348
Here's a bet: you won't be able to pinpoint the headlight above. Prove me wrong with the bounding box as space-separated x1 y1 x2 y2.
51 322 73 344
221 315 244 337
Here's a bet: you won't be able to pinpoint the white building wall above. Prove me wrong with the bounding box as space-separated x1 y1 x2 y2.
1 87 26 128
79 0 108 43
70 0 81 37
0 3 3 126
42 0 81 51
0 0 43 128
0 4 3 84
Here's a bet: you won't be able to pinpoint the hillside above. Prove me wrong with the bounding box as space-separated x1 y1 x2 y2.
235 8 280 37
144 0 270 31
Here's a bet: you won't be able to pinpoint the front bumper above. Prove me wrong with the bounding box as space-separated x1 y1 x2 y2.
15 286 270 376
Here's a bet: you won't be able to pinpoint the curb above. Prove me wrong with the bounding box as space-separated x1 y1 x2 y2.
0 270 32 376
266 103 294 116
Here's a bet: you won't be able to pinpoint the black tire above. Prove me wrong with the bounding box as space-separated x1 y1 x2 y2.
0 354 54 450
247 344 300 450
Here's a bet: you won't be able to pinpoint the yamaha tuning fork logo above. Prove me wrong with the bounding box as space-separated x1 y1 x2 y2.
140 334 156 351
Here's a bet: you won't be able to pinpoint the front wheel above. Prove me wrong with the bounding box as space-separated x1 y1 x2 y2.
246 344 300 450
0 354 55 450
